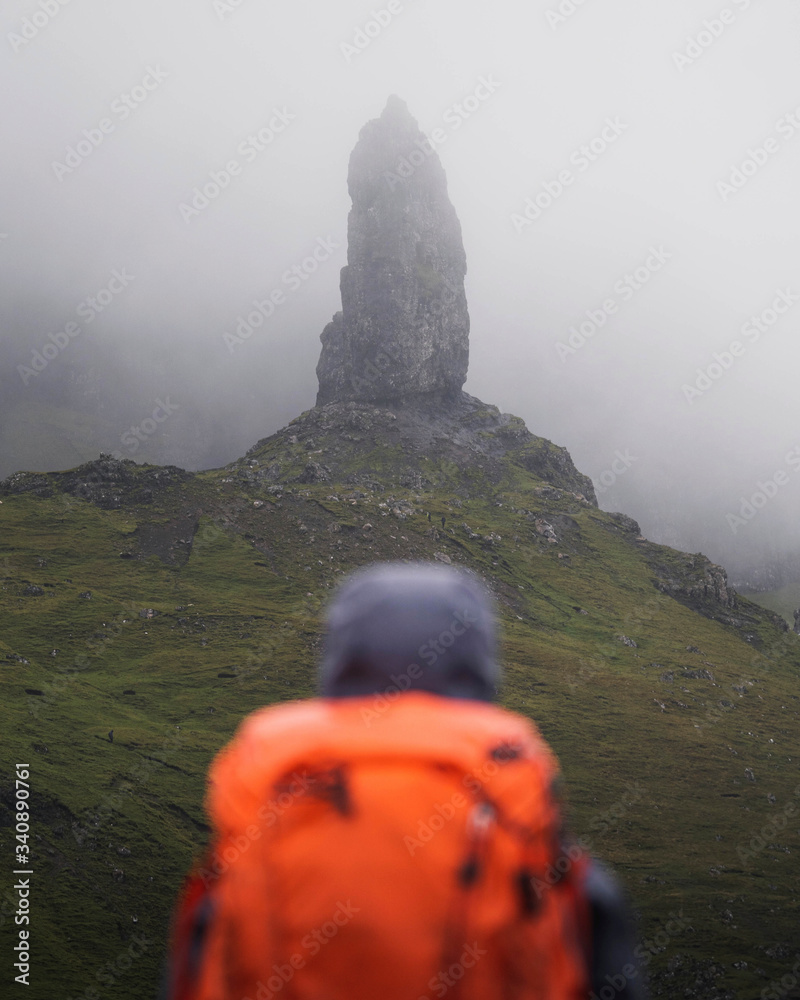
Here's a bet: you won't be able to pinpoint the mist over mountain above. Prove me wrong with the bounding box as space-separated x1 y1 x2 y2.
4 50 800 1000
3 0 800 589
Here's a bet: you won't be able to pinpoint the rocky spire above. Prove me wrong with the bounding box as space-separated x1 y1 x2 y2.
316 96 470 406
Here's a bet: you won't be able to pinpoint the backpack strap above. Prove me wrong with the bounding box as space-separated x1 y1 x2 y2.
163 851 218 1000
584 859 646 999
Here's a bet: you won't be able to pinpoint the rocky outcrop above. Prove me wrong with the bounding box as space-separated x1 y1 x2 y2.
649 551 736 611
641 545 790 632
316 95 469 405
303 97 601 506
241 392 598 503
0 455 191 509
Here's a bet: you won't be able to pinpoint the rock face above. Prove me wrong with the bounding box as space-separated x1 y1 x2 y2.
316 96 469 406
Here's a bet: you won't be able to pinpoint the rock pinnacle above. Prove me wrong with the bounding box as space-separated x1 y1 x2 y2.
316 96 470 406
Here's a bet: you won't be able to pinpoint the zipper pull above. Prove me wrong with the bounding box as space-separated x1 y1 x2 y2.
467 801 495 838
458 803 495 887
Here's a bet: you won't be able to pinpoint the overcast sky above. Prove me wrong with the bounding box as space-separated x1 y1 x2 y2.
2 0 799 584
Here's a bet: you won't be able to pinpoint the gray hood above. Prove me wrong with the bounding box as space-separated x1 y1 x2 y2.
319 562 500 702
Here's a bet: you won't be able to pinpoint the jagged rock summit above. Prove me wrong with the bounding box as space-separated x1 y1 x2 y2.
316 95 470 406
270 96 596 502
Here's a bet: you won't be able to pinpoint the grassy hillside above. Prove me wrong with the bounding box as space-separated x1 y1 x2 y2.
2 413 800 999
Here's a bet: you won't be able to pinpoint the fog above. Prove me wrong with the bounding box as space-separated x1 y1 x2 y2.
2 0 800 587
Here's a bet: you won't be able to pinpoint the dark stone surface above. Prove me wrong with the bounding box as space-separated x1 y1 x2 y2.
316 95 469 405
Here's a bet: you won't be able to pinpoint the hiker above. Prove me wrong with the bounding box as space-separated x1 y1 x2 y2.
165 562 644 999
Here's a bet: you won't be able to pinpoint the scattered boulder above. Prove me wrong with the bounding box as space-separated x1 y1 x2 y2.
297 461 331 484
535 520 558 543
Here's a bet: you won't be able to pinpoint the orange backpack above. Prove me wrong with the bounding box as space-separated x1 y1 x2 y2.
167 691 590 1000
